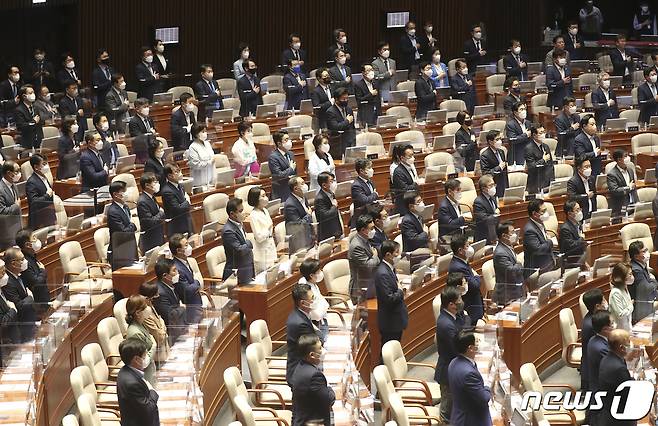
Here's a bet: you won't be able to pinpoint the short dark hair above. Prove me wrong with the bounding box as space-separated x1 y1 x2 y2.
297 333 320 358
563 96 576 106
445 179 461 193
419 61 431 71
119 337 147 365
111 73 124 84
580 114 595 128
612 149 626 161
168 233 186 255
317 171 334 187
15 229 32 250
496 220 514 239
140 46 152 57
583 288 604 312
288 176 302 191
139 281 159 298
140 172 157 189
552 35 564 44
366 203 385 221
226 197 243 216
511 101 526 113
291 282 311 305
592 310 611 333
109 180 127 196
200 64 213 73
455 331 476 354
574 156 590 169
237 121 252 136
299 259 321 280
134 97 149 109
440 286 460 309
154 257 174 279
616 34 627 42
191 123 207 139
2 161 17 176
164 163 179 178
403 191 420 209
92 112 107 127
456 111 469 125
629 240 645 258
312 134 328 150
527 199 544 216
272 130 288 145
447 272 465 288
18 84 33 97
180 92 193 104
355 158 371 174
530 124 545 135
486 130 500 142
29 153 45 169
645 66 657 78
552 49 566 60
377 41 389 51
247 186 263 208
334 87 349 99
564 200 578 214
356 214 373 231
380 240 399 258
450 234 468 254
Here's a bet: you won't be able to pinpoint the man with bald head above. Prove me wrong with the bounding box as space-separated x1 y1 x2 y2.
599 329 635 426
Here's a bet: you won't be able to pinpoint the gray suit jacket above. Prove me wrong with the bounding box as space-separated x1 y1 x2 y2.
0 179 22 249
104 87 130 127
371 57 397 93
347 233 379 302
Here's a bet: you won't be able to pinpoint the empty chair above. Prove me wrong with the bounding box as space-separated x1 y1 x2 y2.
554 163 573 179
395 130 425 147
234 184 259 214
388 392 441 425
577 72 597 88
249 319 287 371
42 125 59 139
596 194 608 210
321 259 352 307
224 366 292 418
530 93 549 115
620 222 653 252
76 394 121 426
481 119 506 133
70 365 118 409
439 99 467 120
630 133 658 156
245 342 292 406
93 228 110 264
381 340 441 405
252 122 272 144
232 394 290 426
373 365 440 424
441 122 461 136
217 78 237 97
396 80 416 96
485 74 506 98
80 343 121 386
97 317 124 367
355 132 385 156
59 240 113 294
543 137 558 158
113 298 129 336
637 187 657 203
456 176 477 211
508 172 528 189
261 75 283 93
286 114 313 135
62 415 80 426
425 152 456 175
223 98 241 118
205 245 227 281
481 259 496 296
619 109 640 123
559 308 581 368
262 92 286 105
203 193 230 224
167 86 195 100
386 106 413 125
520 363 585 424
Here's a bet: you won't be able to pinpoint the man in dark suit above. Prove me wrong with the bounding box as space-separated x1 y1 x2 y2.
325 87 355 158
105 73 130 129
367 204 389 254
599 329 636 426
27 48 55 90
290 334 335 426
160 164 193 236
523 199 556 278
448 332 492 426
451 60 476 115
15 230 49 315
546 49 573 109
398 21 422 76
391 145 419 215
137 173 165 254
473 174 499 244
629 240 658 324
0 261 20 348
129 98 156 137
136 47 160 102
286 282 319 385
79 133 109 192
416 61 438 120
221 198 255 284
502 77 525 117
609 35 637 81
57 53 81 89
435 286 465 423
106 181 138 270
463 24 487 74
284 177 314 253
449 235 484 323
480 130 508 198
580 289 606 391
353 64 380 127
58 82 86 141
170 93 196 151
310 67 334 130
400 192 429 253
152 258 187 342
564 22 585 60
454 111 478 172
15 85 43 149
0 162 23 249
93 113 120 169
2 248 36 342
91 49 114 109
351 158 379 228
237 59 263 117
374 240 408 353
607 149 638 217
26 154 55 229
554 96 581 157
268 131 297 202
169 234 203 323
574 114 606 176
347 215 379 302
0 66 21 128
525 124 555 194
194 64 223 120
280 33 307 69
591 72 620 128
327 28 352 65
438 179 467 240
638 67 658 125
117 338 160 426
559 200 588 268
503 40 529 81
315 172 342 241
328 49 353 95
493 221 524 305
282 58 308 110
587 311 612 421
505 101 532 165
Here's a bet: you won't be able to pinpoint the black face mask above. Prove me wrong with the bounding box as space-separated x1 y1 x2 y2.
339 100 348 108
512 87 521 94
464 119 473 126
101 58 110 65
249 67 258 74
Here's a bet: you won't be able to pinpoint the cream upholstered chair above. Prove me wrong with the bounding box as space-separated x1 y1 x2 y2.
81 343 120 386
322 259 351 305
543 137 558 158
432 295 441 321
97 317 124 367
424 152 455 170
584 92 593 109
59 241 113 292
559 308 581 368
554 163 573 180
126 91 137 103
386 105 413 125
381 340 441 405
439 99 466 120
76 394 121 426
224 366 292 418
203 193 230 224
395 130 425 147
497 58 505 74
261 75 283 93
486 74 506 97
245 343 292 406
42 125 59 139
543 202 559 238
620 223 653 252
388 391 441 426
373 365 440 424
578 293 588 320
396 80 416 96
93 228 110 264
356 132 385 156
235 184 259 214
303 138 315 160
54 194 68 227
520 363 585 425
447 58 461 77
631 133 658 156
223 97 241 118
577 72 597 88
508 172 528 189
70 366 118 409
530 93 550 115
273 222 287 248
638 187 657 203
428 222 439 253
232 394 290 426
441 121 461 136
167 86 195 100
481 119 506 133
249 319 287 373
206 245 227 281
252 122 272 144
457 176 477 212
112 298 128 336
598 54 613 73
596 194 608 210
620 109 640 123
262 92 286 105
286 115 313 135
62 414 80 426
217 78 237 97
482 259 496 296
632 87 639 105
1 134 15 147
214 153 232 172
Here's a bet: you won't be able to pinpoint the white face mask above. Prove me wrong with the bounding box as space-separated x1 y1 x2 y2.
392 254 402 265
558 58 567 66
10 74 20 83
301 183 309 193
367 228 376 239
337 56 346 65
12 172 21 183
199 132 208 141
366 71 375 80
118 81 126 90
405 156 415 165
94 141 104 151
494 140 503 149
474 32 482 40
185 103 194 112
408 29 416 37
365 168 374 178
141 107 150 116
601 79 610 89
460 68 469 76
42 93 51 101
314 271 324 283
292 42 301 50
644 251 651 264
0 274 7 287
156 150 165 159
424 69 433 78
156 45 165 53
171 273 180 284
540 211 550 222
465 246 475 258
583 167 592 177
508 232 519 244
204 72 214 80
339 36 347 44
433 55 441 64
642 6 649 13
320 143 330 154
32 239 42 252
282 140 293 151
517 110 527 120
568 106 577 115
152 182 160 193
100 122 109 132
20 259 28 272
453 191 463 201
624 157 633 167
650 75 658 84
487 186 497 197
184 245 193 257
381 50 390 59
425 26 433 33
144 55 153 63
66 61 76 69
329 181 337 193
574 211 584 222
415 202 426 213
513 46 521 55
26 93 36 103
71 124 79 134
569 28 578 36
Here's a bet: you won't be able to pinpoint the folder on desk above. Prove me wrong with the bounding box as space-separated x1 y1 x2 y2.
633 202 653 220
115 155 136 173
0 145 21 161
616 96 634 109
426 109 448 124
376 115 397 129
66 213 85 232
605 118 628 131
212 109 234 124
389 90 409 104
299 99 313 115
649 116 658 128
419 203 434 222
152 92 173 104
547 179 568 197
519 80 536 93
40 136 59 152
215 169 236 187
526 62 542 75
473 104 495 117
609 76 623 89
502 186 525 204
334 181 352 198
424 165 448 183
343 146 366 163
562 268 580 292
433 134 455 150
645 168 657 184
588 209 612 228
255 104 277 118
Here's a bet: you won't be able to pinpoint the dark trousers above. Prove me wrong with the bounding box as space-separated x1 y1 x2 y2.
380 330 403 363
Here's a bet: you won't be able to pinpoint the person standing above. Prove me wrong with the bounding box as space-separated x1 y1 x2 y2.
247 187 277 274
125 295 157 386
375 240 407 353
117 338 160 426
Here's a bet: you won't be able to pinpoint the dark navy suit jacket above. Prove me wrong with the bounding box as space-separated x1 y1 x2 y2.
374 262 408 334
448 355 492 426
220 220 255 284
448 256 484 323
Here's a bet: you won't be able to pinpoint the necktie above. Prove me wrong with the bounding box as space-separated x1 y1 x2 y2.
105 67 110 79
29 106 34 117
651 84 657 97
11 184 18 202
11 84 16 97
340 66 346 79
207 80 214 92
179 185 185 196
17 276 26 294
325 86 331 100
384 59 389 71
70 69 76 80
489 197 496 211
341 107 347 118
294 50 299 60
476 41 480 51
123 205 131 220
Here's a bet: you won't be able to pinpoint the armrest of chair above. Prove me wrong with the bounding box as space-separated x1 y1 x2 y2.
271 340 287 350
406 361 435 370
543 410 578 425
105 354 122 365
547 229 558 238
565 342 582 367
253 415 290 426
404 403 430 416
542 383 578 393
96 407 120 417
392 378 433 405
96 388 118 395
459 203 472 214
265 355 287 361
407 414 442 425
199 290 216 308
327 309 346 327
95 381 118 387
248 389 287 409
324 295 351 310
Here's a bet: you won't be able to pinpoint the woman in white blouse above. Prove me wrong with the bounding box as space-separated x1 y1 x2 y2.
307 134 335 191
187 123 215 188
246 186 277 273
299 258 330 340
232 121 260 177
609 262 634 331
